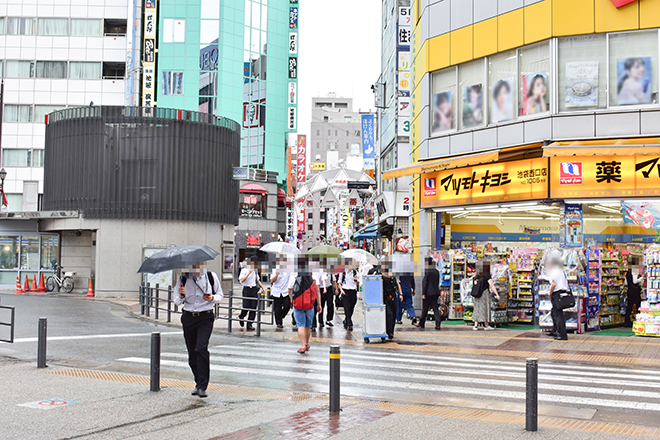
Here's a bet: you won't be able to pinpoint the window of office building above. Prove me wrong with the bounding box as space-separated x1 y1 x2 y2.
4 105 32 123
69 62 101 79
71 19 102 36
37 18 68 35
0 18 5 34
519 41 551 117
34 105 64 124
32 149 45 167
2 149 30 166
609 31 659 107
6 60 34 78
7 18 34 35
488 50 517 124
458 59 485 130
431 68 457 133
558 34 607 112
36 61 67 79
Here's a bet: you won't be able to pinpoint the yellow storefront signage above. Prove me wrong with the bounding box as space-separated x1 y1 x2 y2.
309 162 326 171
420 157 548 208
550 156 660 199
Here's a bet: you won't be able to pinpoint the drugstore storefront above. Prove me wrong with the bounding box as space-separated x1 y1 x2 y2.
416 143 660 332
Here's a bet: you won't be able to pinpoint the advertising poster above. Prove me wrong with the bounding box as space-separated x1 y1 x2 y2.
565 61 599 108
617 57 652 105
361 114 375 170
432 91 453 133
521 71 548 115
462 84 483 128
622 201 660 229
491 78 514 122
564 204 583 248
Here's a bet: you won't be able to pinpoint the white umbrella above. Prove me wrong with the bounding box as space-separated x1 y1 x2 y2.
260 242 301 255
341 249 378 265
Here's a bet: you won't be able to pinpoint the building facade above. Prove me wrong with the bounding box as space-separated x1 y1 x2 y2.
397 0 660 256
0 0 129 211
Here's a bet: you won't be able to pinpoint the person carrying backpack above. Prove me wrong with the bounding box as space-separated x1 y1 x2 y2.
174 262 223 398
289 257 321 353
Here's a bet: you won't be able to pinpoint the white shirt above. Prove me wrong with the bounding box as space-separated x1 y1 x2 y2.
313 270 328 290
173 270 223 312
270 269 291 297
240 268 257 287
340 269 358 290
287 271 298 290
549 267 569 291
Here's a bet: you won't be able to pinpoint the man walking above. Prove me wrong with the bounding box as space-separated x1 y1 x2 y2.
238 257 265 331
271 256 292 329
339 261 359 331
174 262 223 398
397 272 417 325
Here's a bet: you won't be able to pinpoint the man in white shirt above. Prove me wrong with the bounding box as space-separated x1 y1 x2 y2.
547 253 569 341
238 257 265 331
271 256 292 329
174 262 223 398
338 261 359 331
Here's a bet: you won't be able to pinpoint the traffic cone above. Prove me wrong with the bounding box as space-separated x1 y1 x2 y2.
36 273 47 293
15 276 24 294
30 275 38 292
86 278 95 297
23 275 29 292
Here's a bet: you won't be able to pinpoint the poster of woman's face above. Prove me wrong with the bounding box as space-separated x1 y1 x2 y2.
490 78 513 123
522 71 548 115
432 91 453 133
617 57 652 106
462 84 483 128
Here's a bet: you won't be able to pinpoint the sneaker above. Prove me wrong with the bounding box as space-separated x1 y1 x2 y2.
276 325 284 329
326 321 334 327
484 326 495 331
473 326 479 331
396 321 403 325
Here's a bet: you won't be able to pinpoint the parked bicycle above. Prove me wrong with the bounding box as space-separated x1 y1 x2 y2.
47 264 76 293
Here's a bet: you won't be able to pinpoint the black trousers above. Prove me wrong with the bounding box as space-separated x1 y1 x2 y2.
319 286 335 323
181 311 214 391
385 296 397 336
272 294 291 326
239 286 259 325
625 292 641 327
420 295 442 328
551 292 567 339
342 289 358 328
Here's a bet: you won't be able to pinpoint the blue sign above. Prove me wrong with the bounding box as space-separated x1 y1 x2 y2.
361 114 375 170
289 7 298 29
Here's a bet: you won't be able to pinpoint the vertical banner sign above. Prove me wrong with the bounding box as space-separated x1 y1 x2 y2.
286 0 299 135
564 204 583 248
296 135 307 234
361 115 375 170
142 0 157 108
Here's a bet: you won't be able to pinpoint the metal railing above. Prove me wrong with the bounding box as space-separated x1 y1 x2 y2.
0 298 15 343
138 283 274 336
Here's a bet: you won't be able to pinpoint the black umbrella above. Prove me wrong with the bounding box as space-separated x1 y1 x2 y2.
137 245 220 274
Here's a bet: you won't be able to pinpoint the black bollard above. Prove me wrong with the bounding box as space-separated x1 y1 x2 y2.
526 358 538 432
150 332 161 392
37 317 47 368
329 345 340 413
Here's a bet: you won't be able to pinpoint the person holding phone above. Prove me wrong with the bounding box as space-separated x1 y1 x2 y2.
174 262 223 398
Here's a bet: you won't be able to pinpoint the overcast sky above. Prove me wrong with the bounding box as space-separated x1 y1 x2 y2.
297 0 382 137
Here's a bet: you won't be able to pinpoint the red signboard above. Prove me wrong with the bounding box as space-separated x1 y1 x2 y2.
610 0 636 8
559 162 583 185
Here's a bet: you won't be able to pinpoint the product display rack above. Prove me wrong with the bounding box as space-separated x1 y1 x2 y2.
507 250 538 323
634 245 660 336
538 251 586 334
586 249 601 332
491 264 510 325
600 250 624 328
451 252 466 318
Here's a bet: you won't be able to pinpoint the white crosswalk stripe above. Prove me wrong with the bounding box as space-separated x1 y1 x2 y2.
117 340 660 413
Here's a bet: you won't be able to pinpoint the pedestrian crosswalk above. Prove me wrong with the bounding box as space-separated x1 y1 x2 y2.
118 340 660 413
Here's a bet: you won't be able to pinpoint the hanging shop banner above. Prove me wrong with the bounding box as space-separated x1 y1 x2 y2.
550 156 660 199
142 0 157 108
289 7 298 29
296 135 306 186
287 107 296 130
361 114 375 170
420 157 549 208
288 82 297 105
622 201 660 229
564 204 583 248
288 57 297 79
289 32 298 54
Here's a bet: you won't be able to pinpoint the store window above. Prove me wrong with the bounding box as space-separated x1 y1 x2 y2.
4 105 33 123
0 236 18 269
2 149 30 166
7 18 34 35
69 62 101 79
489 50 517 124
37 18 69 35
6 60 34 78
519 41 551 117
458 59 485 130
36 61 67 79
40 236 59 270
558 34 607 112
71 19 102 36
609 31 659 107
240 193 266 218
20 236 40 270
431 67 457 133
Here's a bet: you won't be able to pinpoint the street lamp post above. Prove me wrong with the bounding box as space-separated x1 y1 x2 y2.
0 168 6 191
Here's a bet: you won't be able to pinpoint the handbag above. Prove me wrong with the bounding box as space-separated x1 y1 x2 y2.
471 277 485 298
553 289 576 310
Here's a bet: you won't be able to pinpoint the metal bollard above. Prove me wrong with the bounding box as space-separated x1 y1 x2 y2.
256 292 263 337
150 332 161 392
228 291 233 333
37 317 47 368
167 286 172 323
526 358 538 432
329 345 340 413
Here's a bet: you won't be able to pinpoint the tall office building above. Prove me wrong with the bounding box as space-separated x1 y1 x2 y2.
0 0 130 211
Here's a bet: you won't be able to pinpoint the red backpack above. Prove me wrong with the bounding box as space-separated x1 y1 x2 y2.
292 276 318 311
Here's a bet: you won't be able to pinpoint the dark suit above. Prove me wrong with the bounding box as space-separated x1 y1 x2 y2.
420 268 442 328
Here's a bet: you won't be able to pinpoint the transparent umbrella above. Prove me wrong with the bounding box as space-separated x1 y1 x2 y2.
341 249 378 266
260 242 301 255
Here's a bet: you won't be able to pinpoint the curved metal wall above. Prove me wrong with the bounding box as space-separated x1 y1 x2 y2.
43 106 240 225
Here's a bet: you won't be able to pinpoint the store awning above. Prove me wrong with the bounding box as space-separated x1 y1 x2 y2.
544 138 660 157
239 183 268 194
277 188 286 200
381 150 500 179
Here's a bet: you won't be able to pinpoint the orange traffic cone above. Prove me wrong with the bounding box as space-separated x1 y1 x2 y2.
30 275 38 292
36 273 47 293
86 278 95 297
15 276 24 294
23 275 29 292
